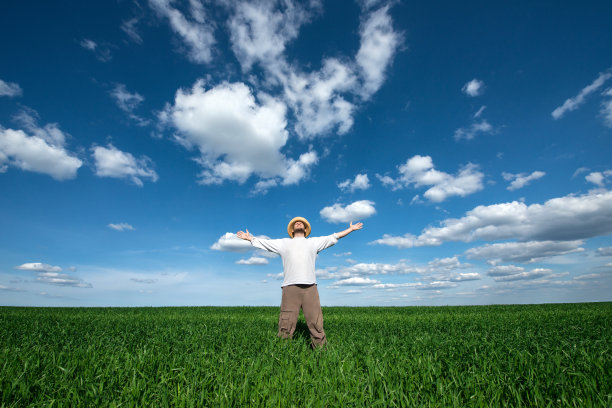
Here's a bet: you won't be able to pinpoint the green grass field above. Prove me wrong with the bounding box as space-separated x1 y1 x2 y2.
1 303 610 407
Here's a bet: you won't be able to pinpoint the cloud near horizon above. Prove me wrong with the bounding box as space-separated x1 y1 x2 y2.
372 190 612 248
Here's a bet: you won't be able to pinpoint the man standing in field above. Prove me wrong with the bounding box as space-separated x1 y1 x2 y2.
237 217 363 348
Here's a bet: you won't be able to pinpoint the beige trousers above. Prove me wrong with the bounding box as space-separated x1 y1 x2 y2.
278 284 327 347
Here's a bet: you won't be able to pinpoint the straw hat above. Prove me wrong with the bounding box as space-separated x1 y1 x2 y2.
287 216 311 238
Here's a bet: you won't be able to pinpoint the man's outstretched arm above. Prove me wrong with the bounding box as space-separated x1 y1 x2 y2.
335 222 363 239
237 229 283 254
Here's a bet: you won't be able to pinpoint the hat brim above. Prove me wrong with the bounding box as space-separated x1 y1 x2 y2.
287 217 311 237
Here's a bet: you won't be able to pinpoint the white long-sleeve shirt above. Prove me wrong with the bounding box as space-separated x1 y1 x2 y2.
251 234 339 287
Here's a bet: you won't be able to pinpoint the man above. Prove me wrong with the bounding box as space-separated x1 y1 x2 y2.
237 217 363 348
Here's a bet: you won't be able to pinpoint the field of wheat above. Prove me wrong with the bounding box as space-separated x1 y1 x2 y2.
1 303 610 407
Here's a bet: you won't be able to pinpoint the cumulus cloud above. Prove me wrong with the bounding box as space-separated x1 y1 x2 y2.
148 0 215 64
211 232 266 252
0 79 22 97
0 110 82 180
378 155 484 202
236 256 269 265
465 240 584 264
454 119 493 141
108 223 135 231
338 173 370 192
92 144 158 186
356 4 402 99
462 79 485 97
227 0 317 72
552 68 612 120
372 190 612 248
502 171 546 191
487 265 525 277
283 58 358 138
585 170 612 187
224 0 400 139
320 200 376 223
161 80 317 190
322 257 477 288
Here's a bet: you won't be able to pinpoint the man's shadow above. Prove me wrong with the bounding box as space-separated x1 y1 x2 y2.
294 318 311 342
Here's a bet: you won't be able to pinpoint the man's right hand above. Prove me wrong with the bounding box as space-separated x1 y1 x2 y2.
237 229 253 241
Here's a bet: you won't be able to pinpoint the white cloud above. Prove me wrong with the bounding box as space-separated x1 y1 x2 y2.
585 170 612 187
573 273 606 280
378 155 484 202
110 84 149 126
108 223 135 231
356 5 402 99
224 0 400 139
80 38 97 51
474 105 486 118
211 232 264 252
596 246 612 257
372 190 612 248
79 38 111 62
121 17 143 44
572 167 590 179
283 58 358 138
465 240 584 264
15 263 62 273
552 68 612 119
0 79 22 97
372 281 458 290
320 200 376 223
502 171 546 191
338 173 370 193
0 113 82 180
462 79 485 97
227 0 317 72
492 268 553 282
487 265 525 277
454 119 493 141
332 277 381 286
36 272 92 288
601 88 612 127
161 80 317 190
236 256 269 265
111 84 145 113
450 272 481 282
14 263 91 288
92 144 158 186
326 257 476 286
148 0 215 64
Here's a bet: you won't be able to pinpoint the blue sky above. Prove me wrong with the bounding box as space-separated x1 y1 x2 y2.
1 0 611 306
